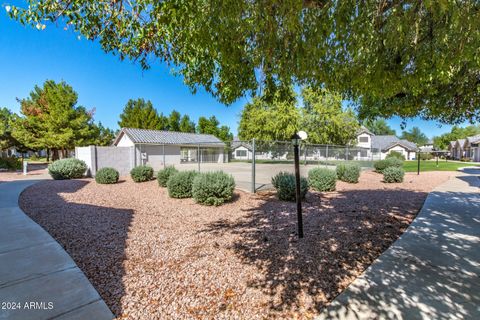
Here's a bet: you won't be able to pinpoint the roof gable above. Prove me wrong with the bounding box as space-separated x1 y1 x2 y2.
371 135 417 151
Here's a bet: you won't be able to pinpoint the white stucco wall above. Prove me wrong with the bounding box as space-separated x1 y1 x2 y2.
381 145 416 160
117 133 135 147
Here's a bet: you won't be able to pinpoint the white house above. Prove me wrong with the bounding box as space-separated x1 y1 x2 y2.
355 127 417 160
448 135 480 161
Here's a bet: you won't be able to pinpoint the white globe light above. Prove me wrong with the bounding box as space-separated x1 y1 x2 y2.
297 131 308 140
5 6 11 12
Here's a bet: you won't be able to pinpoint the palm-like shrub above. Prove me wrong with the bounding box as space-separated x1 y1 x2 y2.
167 170 198 198
192 171 235 206
271 171 308 201
48 158 87 180
130 165 153 182
157 166 178 187
383 166 405 183
308 168 337 191
95 167 119 184
336 163 360 183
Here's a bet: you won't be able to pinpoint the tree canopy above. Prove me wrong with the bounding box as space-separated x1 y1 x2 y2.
363 118 396 136
8 1 480 123
118 98 167 130
239 87 358 144
197 116 233 142
11 80 97 158
400 126 429 146
433 125 480 150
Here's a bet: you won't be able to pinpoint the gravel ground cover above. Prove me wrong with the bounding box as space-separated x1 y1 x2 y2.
19 171 455 319
0 166 48 182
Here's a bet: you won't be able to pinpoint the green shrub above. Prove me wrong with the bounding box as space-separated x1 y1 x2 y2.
48 158 87 180
157 166 178 187
308 168 336 191
95 167 119 184
0 156 21 170
419 153 433 160
130 165 153 182
271 171 308 201
374 157 403 173
167 170 198 198
460 157 472 162
192 171 235 206
386 151 406 161
383 166 405 183
336 163 360 183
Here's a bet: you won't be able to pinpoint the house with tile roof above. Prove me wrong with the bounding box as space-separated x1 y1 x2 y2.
354 127 418 160
448 135 480 161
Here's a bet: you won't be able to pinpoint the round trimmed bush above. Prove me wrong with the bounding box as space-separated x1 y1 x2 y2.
308 168 337 191
192 171 235 206
48 158 87 180
95 167 119 184
167 170 198 198
383 166 405 183
130 165 153 182
157 166 178 187
271 171 309 201
336 163 360 183
0 156 22 170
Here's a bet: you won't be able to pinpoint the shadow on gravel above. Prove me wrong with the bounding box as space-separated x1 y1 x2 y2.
201 188 429 316
19 180 132 317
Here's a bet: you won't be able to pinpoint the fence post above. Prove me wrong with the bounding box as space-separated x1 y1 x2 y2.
251 138 256 193
325 144 329 168
197 144 201 172
163 144 166 168
304 143 307 165
346 146 349 161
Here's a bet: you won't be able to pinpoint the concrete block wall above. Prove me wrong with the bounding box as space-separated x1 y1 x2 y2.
75 146 134 177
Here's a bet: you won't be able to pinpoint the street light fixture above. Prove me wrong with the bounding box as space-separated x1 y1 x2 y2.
292 130 308 238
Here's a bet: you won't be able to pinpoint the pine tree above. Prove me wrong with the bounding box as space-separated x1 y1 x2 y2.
118 99 165 130
179 115 196 133
167 110 181 131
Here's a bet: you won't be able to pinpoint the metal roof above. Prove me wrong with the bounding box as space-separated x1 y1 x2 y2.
114 128 225 146
371 135 417 152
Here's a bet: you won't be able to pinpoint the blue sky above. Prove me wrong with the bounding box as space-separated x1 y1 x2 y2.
0 9 463 138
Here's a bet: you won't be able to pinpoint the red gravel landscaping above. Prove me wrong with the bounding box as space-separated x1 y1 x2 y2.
19 171 455 319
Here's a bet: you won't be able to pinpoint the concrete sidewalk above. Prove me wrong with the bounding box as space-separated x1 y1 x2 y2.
0 179 113 320
318 168 480 320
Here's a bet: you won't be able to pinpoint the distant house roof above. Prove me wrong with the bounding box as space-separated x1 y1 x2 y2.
356 126 374 136
113 128 224 146
466 135 480 145
231 140 253 151
371 135 417 152
456 139 466 148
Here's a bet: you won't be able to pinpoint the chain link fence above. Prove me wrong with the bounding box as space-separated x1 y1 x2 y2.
174 140 381 192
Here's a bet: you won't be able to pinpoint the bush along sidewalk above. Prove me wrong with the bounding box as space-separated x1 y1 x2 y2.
192 171 235 206
272 171 309 201
130 165 154 182
308 168 336 191
374 157 403 173
48 158 87 180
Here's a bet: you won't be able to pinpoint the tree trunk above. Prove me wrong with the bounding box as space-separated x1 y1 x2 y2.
46 148 50 162
52 149 59 161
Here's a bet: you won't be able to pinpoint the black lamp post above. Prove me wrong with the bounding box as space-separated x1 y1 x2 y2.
292 131 308 238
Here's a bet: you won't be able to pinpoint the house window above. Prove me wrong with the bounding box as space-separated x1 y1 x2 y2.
236 150 247 157
358 136 369 143
360 150 368 157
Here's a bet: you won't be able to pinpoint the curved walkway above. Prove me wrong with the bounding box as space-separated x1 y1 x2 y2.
318 168 480 320
0 178 113 320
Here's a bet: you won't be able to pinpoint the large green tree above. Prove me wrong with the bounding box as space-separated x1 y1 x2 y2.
400 126 428 146
197 116 233 142
118 98 166 129
179 115 196 133
238 93 299 142
363 118 396 136
167 110 181 131
8 1 480 123
300 87 359 145
92 122 116 146
12 80 97 159
0 107 29 153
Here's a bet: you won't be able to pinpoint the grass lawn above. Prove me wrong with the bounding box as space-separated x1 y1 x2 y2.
403 160 478 172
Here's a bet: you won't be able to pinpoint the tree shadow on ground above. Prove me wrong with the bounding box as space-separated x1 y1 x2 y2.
19 180 133 317
321 189 480 319
199 188 439 317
